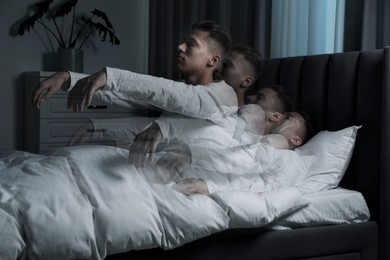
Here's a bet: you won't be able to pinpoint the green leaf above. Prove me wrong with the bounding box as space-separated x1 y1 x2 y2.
18 14 40 35
83 18 120 45
15 0 120 49
108 30 120 45
54 0 78 18
91 9 113 29
35 0 53 17
17 0 53 35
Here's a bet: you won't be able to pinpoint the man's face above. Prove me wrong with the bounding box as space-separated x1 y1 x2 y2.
219 52 248 90
271 112 304 138
253 87 280 112
176 30 214 77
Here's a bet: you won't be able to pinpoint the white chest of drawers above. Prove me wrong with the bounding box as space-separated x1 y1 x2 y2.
24 71 147 154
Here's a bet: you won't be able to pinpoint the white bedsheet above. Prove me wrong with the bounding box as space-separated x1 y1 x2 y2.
0 145 309 259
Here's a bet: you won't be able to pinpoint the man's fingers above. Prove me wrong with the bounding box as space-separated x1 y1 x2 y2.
68 135 77 146
136 141 151 168
128 124 163 168
67 84 84 112
33 85 51 109
156 154 174 168
67 91 75 110
128 138 139 165
128 141 145 167
128 146 134 164
147 140 159 163
131 143 142 167
37 88 56 109
79 129 92 144
86 89 94 108
69 93 84 113
32 85 45 107
128 146 137 165
32 71 70 110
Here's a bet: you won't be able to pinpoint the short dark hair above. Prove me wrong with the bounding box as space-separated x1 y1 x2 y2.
264 84 294 113
295 110 318 144
231 43 264 82
191 20 232 56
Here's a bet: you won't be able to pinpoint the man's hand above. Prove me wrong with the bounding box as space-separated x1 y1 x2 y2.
68 121 94 146
155 144 192 179
128 123 163 168
67 70 107 112
173 178 209 196
32 71 70 109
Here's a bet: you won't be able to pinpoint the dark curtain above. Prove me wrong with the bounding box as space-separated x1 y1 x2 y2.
148 0 272 79
344 0 390 51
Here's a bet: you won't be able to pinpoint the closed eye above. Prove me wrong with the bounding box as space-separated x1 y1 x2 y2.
222 59 233 68
183 36 197 47
257 92 265 100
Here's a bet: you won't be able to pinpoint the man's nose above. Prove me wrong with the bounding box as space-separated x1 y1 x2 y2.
177 43 186 53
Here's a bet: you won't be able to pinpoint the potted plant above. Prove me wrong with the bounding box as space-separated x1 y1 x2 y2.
16 0 120 72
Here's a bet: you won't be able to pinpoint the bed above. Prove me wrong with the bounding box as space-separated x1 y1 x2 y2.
1 48 388 260
107 47 390 259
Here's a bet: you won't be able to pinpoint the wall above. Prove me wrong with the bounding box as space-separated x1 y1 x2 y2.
0 0 149 150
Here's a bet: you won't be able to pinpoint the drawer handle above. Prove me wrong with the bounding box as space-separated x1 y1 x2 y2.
86 128 107 133
87 105 108 109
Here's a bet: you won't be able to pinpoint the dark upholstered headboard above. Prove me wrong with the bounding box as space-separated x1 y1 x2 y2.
254 47 390 259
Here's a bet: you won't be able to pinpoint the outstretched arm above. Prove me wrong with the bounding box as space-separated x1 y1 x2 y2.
32 70 90 109
33 71 69 109
67 67 238 120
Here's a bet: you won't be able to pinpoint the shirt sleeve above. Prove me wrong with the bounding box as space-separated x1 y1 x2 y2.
66 70 154 110
104 67 238 121
154 116 238 147
205 171 266 194
189 144 264 174
183 143 277 193
181 166 265 194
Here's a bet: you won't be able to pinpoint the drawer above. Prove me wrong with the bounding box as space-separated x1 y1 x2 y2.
40 118 116 143
39 142 117 154
25 71 150 154
40 95 147 119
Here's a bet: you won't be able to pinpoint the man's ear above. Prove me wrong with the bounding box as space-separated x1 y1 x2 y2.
240 76 254 89
289 135 302 147
208 54 222 67
270 112 283 122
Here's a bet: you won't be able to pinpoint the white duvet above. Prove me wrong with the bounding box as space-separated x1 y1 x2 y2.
0 145 309 259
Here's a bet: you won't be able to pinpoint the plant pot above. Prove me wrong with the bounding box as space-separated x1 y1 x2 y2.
58 48 84 72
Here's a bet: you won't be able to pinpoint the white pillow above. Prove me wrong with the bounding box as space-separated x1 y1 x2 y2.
209 187 307 228
295 125 361 194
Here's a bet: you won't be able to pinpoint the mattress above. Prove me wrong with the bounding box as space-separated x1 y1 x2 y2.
267 187 370 230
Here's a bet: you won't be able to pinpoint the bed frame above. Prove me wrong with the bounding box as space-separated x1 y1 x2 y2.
106 48 390 260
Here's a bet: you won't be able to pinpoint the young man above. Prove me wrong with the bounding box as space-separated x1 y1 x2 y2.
151 87 307 183
32 21 241 165
215 43 264 107
172 110 316 196
33 22 292 172
152 85 293 150
33 20 234 118
68 44 269 149
68 48 291 173
128 44 268 166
